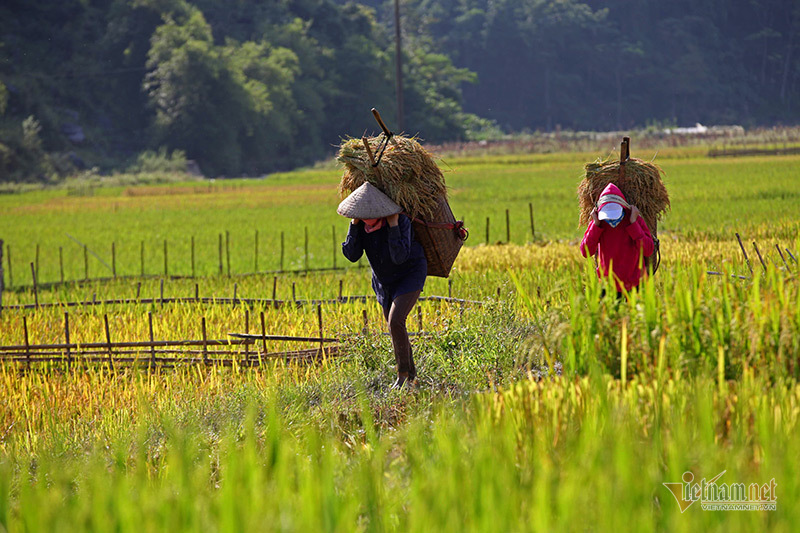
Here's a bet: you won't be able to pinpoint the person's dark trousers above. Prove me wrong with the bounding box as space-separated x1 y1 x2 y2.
382 290 421 379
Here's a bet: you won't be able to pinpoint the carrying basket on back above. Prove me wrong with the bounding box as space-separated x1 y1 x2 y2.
337 108 468 277
408 197 468 278
577 136 669 275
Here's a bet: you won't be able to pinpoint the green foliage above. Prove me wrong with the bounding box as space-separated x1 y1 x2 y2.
127 147 187 173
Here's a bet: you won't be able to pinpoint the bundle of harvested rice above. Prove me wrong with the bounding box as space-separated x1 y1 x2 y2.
577 157 670 233
337 135 446 221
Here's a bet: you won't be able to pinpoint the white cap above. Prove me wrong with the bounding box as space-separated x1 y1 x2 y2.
598 202 623 221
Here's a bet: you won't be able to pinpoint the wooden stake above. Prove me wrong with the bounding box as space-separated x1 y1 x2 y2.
254 229 259 272
529 203 535 241
225 230 230 276
505 208 510 243
735 233 753 274
292 282 296 303
140 241 145 276
448 278 453 299
752 242 767 271
233 283 238 306
164 239 168 276
362 308 368 334
244 310 250 361
417 305 422 332
83 244 89 280
23 315 31 369
260 311 267 356
485 217 490 244
195 283 199 299
35 243 39 279
5 243 11 289
148 312 156 369
30 262 38 309
160 279 164 307
280 232 285 271
218 233 223 275
111 242 116 278
776 244 791 272
64 312 72 368
272 276 277 301
104 314 114 371
59 246 64 283
304 227 309 270
191 236 195 277
317 304 324 352
201 316 208 365
338 279 343 301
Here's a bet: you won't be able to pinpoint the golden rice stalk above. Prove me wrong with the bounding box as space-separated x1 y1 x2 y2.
337 135 446 220
577 157 670 234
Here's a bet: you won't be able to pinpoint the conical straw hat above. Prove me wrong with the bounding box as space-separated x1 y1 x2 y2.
337 182 402 219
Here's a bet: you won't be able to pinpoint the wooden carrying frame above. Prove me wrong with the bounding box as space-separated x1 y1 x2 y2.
410 197 467 278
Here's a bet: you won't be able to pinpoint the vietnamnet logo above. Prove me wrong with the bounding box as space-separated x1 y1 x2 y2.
663 470 777 512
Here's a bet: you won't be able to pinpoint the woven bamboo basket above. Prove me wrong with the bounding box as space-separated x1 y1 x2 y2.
412 197 466 278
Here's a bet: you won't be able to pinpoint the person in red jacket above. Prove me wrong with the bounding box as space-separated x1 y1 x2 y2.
580 183 654 295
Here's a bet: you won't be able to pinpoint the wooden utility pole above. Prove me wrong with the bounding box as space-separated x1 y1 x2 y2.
394 0 405 133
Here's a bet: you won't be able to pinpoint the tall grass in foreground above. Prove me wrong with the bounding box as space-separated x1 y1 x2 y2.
0 374 797 532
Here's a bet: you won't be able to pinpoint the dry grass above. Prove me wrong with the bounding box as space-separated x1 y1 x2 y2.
577 157 671 233
337 135 447 220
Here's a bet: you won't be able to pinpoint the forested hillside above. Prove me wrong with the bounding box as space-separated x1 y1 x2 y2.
1 0 799 181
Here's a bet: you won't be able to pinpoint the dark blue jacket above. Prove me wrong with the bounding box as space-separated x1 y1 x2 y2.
342 215 427 309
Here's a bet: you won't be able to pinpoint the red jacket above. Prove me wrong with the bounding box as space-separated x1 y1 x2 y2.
580 186 655 291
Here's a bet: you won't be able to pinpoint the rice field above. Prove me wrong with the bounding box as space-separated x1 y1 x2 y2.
0 147 799 531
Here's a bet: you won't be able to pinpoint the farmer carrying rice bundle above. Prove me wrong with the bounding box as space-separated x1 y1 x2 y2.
580 183 654 296
577 137 670 296
337 109 467 388
339 183 426 389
